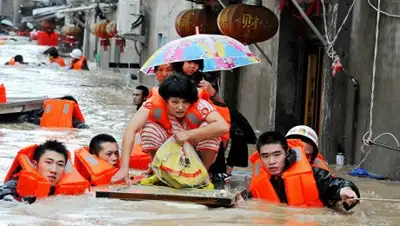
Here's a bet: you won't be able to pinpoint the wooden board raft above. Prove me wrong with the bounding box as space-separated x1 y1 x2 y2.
0 96 48 115
95 185 238 207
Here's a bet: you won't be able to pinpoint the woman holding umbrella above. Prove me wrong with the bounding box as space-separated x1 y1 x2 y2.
123 33 260 185
172 59 257 184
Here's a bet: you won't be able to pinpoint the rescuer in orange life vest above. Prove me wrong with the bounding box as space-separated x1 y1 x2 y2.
111 74 229 183
69 49 89 70
47 47 66 67
249 125 330 172
4 55 26 66
74 134 121 186
0 140 89 204
17 95 89 129
238 131 360 211
285 125 330 171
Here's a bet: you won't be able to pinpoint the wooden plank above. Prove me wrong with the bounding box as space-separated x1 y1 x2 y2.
0 96 52 115
95 185 237 207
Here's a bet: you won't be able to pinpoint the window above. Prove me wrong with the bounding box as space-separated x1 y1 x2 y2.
157 33 168 48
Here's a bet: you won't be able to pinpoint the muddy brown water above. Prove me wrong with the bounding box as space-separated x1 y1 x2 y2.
0 44 399 225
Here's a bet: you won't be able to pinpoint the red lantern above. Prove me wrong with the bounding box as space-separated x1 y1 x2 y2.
95 20 112 39
175 8 219 37
106 21 118 37
61 25 81 37
217 4 279 44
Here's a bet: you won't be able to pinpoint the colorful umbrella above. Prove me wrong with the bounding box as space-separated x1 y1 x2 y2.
140 34 260 74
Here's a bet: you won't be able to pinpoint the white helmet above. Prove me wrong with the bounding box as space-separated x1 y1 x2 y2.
285 125 318 148
69 49 82 59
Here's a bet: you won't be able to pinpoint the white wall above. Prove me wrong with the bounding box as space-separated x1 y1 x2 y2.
139 0 193 86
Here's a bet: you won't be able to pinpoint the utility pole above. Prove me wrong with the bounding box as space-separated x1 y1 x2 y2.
12 0 20 24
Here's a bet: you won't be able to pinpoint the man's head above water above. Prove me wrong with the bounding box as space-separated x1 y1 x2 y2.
14 55 24 64
133 85 149 107
257 131 290 176
32 140 68 186
89 134 119 167
158 73 198 118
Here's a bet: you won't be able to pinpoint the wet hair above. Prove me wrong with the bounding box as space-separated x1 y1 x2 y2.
33 140 68 163
172 60 204 74
44 47 57 55
154 64 171 72
256 131 288 152
135 85 149 98
48 48 59 58
89 134 118 156
14 55 23 63
60 95 78 103
158 73 198 104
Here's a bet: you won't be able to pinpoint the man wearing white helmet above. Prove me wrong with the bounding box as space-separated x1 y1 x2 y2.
285 125 329 171
69 49 88 70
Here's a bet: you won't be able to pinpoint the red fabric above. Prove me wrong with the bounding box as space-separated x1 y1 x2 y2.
37 31 59 46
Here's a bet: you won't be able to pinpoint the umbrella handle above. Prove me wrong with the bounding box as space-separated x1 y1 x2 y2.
195 26 200 35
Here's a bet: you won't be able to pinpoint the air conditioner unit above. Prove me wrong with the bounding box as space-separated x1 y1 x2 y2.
117 0 142 36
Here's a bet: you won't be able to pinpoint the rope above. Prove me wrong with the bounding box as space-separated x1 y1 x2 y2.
355 0 400 168
320 0 355 59
355 197 400 202
318 0 400 167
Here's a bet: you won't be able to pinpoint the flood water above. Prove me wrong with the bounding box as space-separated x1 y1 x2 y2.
0 44 399 225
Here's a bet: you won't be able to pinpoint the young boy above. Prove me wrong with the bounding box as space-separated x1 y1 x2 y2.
1 140 88 203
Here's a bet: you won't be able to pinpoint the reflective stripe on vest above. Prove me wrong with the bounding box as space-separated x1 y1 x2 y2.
186 112 202 127
152 107 163 120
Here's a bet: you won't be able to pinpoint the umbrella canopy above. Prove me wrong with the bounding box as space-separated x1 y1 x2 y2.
140 34 260 74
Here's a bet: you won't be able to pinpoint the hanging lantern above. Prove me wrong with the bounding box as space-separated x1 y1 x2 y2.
106 21 118 37
95 20 112 39
115 38 126 53
61 25 81 37
217 2 279 44
175 5 219 37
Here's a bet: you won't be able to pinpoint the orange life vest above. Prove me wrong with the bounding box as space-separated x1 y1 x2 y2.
148 93 204 135
287 139 330 171
8 58 15 65
40 99 85 128
37 31 59 46
71 56 87 70
198 89 231 141
129 132 151 170
249 146 324 207
249 141 330 173
74 147 121 186
4 144 89 198
50 56 66 67
0 83 6 103
148 87 231 140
